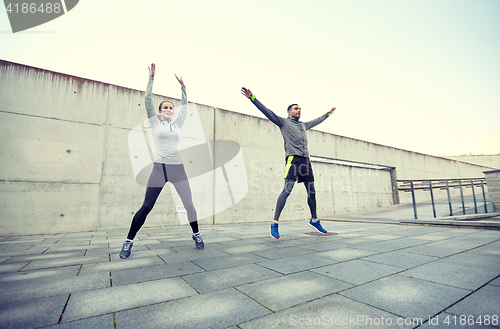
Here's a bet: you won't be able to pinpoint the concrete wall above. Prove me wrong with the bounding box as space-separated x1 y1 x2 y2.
445 155 500 170
0 60 493 235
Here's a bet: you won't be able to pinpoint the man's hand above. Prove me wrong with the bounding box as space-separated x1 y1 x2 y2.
329 107 336 114
175 74 184 86
241 87 253 98
148 63 155 79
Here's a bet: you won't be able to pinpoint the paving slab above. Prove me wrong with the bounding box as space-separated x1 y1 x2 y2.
238 293 414 329
489 276 500 287
257 254 337 274
78 255 165 275
147 239 187 247
42 243 109 253
409 234 451 241
62 277 197 322
191 253 268 271
401 261 499 290
336 237 377 246
115 288 271 329
44 314 115 329
314 247 380 261
112 262 205 286
446 285 500 322
340 274 471 320
297 240 347 251
0 265 109 305
0 294 68 329
156 248 227 263
236 271 352 312
251 246 313 260
311 259 403 285
466 244 500 257
0 246 33 255
1 250 87 264
454 233 500 244
182 263 282 293
428 238 493 250
0 262 29 273
21 254 110 271
361 250 438 269
212 243 271 254
402 244 464 258
437 252 500 271
0 238 46 245
259 236 331 249
363 234 403 241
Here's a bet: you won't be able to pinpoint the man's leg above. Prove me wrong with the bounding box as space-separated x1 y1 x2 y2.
269 179 295 239
305 181 317 219
273 179 296 222
306 180 327 234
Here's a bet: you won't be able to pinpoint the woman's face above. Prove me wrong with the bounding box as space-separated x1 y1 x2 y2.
160 102 175 121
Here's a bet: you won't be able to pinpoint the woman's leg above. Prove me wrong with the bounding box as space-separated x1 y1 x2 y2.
127 186 163 240
127 163 167 240
172 179 198 233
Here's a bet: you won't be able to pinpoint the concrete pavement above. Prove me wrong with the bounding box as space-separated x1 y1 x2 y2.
0 218 499 328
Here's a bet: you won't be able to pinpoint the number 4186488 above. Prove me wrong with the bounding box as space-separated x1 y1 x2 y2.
443 315 498 326
5 3 62 14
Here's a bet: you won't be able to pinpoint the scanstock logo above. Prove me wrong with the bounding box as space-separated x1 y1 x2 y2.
3 0 79 33
128 103 248 225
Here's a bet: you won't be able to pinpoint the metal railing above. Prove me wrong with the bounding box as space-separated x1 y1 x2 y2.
398 178 488 219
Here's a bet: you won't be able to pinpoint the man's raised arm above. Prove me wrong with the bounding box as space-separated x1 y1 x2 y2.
241 87 285 127
304 107 336 130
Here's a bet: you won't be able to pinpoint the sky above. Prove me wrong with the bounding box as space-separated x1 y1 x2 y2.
1 0 499 156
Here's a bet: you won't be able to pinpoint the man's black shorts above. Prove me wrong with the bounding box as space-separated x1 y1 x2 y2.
284 155 314 183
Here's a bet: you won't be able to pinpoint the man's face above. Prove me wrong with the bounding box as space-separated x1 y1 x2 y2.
288 105 301 119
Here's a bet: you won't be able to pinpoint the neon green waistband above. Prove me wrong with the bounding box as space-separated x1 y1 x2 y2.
284 155 295 178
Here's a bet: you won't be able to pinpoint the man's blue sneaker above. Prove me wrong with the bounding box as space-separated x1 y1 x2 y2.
270 223 280 239
308 219 327 234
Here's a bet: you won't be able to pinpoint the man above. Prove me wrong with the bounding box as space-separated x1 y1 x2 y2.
241 87 336 239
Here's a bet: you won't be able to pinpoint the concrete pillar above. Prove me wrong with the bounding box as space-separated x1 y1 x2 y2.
484 169 500 212
390 167 400 205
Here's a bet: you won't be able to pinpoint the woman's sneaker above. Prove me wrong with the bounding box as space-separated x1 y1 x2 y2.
308 219 327 234
193 233 204 250
119 240 133 259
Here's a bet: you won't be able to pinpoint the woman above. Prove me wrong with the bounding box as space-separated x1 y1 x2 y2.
120 63 204 259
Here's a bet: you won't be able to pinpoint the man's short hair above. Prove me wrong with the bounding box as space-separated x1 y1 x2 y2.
287 104 298 113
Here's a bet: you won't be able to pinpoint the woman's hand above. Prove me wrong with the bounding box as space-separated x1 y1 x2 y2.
175 74 184 86
149 63 155 79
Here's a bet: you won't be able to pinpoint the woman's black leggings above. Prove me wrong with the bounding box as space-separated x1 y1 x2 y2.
127 163 198 240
